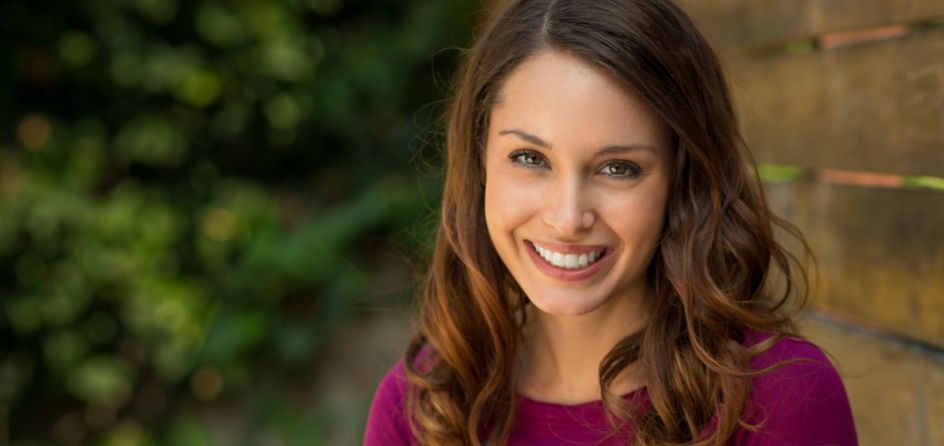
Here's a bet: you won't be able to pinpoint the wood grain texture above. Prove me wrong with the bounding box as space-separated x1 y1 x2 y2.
766 182 944 347
731 26 944 176
800 317 944 446
678 0 944 48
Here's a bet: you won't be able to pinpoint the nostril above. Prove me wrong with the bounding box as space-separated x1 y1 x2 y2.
543 209 595 234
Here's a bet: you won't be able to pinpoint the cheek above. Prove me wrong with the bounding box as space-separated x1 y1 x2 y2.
607 188 668 243
484 169 542 234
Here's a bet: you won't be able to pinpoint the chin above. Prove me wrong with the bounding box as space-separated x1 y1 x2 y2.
524 289 609 317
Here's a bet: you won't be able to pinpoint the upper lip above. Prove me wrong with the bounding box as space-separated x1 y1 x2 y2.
527 239 608 254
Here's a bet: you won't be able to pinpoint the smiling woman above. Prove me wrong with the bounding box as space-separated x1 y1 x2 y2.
485 50 671 323
364 0 857 445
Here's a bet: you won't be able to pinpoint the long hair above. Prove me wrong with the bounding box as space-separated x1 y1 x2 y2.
404 0 812 444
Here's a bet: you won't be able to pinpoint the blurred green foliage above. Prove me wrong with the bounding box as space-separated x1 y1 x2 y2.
0 0 477 444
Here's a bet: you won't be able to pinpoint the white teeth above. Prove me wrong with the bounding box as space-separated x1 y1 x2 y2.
564 254 578 268
533 242 606 270
577 254 589 268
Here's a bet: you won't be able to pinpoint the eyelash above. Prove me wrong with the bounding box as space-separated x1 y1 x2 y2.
507 149 642 180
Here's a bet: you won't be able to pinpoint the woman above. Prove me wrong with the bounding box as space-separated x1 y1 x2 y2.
365 0 857 444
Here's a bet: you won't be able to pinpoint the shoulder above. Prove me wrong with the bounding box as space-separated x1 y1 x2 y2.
364 357 415 445
745 331 846 404
733 330 858 445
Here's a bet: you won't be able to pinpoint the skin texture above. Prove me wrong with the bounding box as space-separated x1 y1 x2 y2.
483 49 674 404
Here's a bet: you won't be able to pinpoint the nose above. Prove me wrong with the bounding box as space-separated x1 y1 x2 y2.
542 176 596 237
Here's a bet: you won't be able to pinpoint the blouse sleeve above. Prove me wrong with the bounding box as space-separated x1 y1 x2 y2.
363 358 415 446
733 336 858 446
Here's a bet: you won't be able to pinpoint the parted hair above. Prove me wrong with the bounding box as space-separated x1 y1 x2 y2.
404 0 812 444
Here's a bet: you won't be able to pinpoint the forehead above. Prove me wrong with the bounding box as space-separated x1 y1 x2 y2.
489 50 670 155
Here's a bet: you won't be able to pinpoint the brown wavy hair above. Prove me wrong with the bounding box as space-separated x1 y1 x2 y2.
404 0 813 444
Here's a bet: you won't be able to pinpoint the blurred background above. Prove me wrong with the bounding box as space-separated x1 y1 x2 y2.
1 0 942 445
1 0 478 444
676 1 944 444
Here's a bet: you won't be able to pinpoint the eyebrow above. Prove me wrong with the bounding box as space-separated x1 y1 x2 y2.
498 128 657 156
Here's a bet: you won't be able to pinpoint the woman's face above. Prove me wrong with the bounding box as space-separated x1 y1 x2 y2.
483 50 673 317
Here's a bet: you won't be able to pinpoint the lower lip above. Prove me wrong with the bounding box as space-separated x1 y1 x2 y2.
525 241 612 282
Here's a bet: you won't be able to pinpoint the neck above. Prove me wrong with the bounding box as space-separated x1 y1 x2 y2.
516 288 649 405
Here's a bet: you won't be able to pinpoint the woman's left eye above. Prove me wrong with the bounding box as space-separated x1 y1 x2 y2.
599 161 641 179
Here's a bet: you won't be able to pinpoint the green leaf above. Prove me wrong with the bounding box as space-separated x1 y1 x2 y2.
66 356 133 404
114 114 188 166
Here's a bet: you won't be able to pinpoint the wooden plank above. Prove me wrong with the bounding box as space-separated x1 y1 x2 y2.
765 182 944 347
800 317 944 446
732 26 944 176
678 0 944 49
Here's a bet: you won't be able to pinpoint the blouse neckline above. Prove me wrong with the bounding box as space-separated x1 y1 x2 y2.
516 385 650 411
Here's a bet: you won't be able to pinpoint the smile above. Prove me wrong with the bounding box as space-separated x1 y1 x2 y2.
525 240 612 282
532 242 606 269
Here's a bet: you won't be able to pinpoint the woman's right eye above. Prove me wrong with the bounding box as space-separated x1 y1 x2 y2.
509 150 548 169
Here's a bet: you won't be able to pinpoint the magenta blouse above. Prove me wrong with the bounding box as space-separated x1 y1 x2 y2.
364 331 858 445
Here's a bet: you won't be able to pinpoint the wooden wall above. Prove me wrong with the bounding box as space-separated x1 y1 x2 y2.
677 1 944 443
